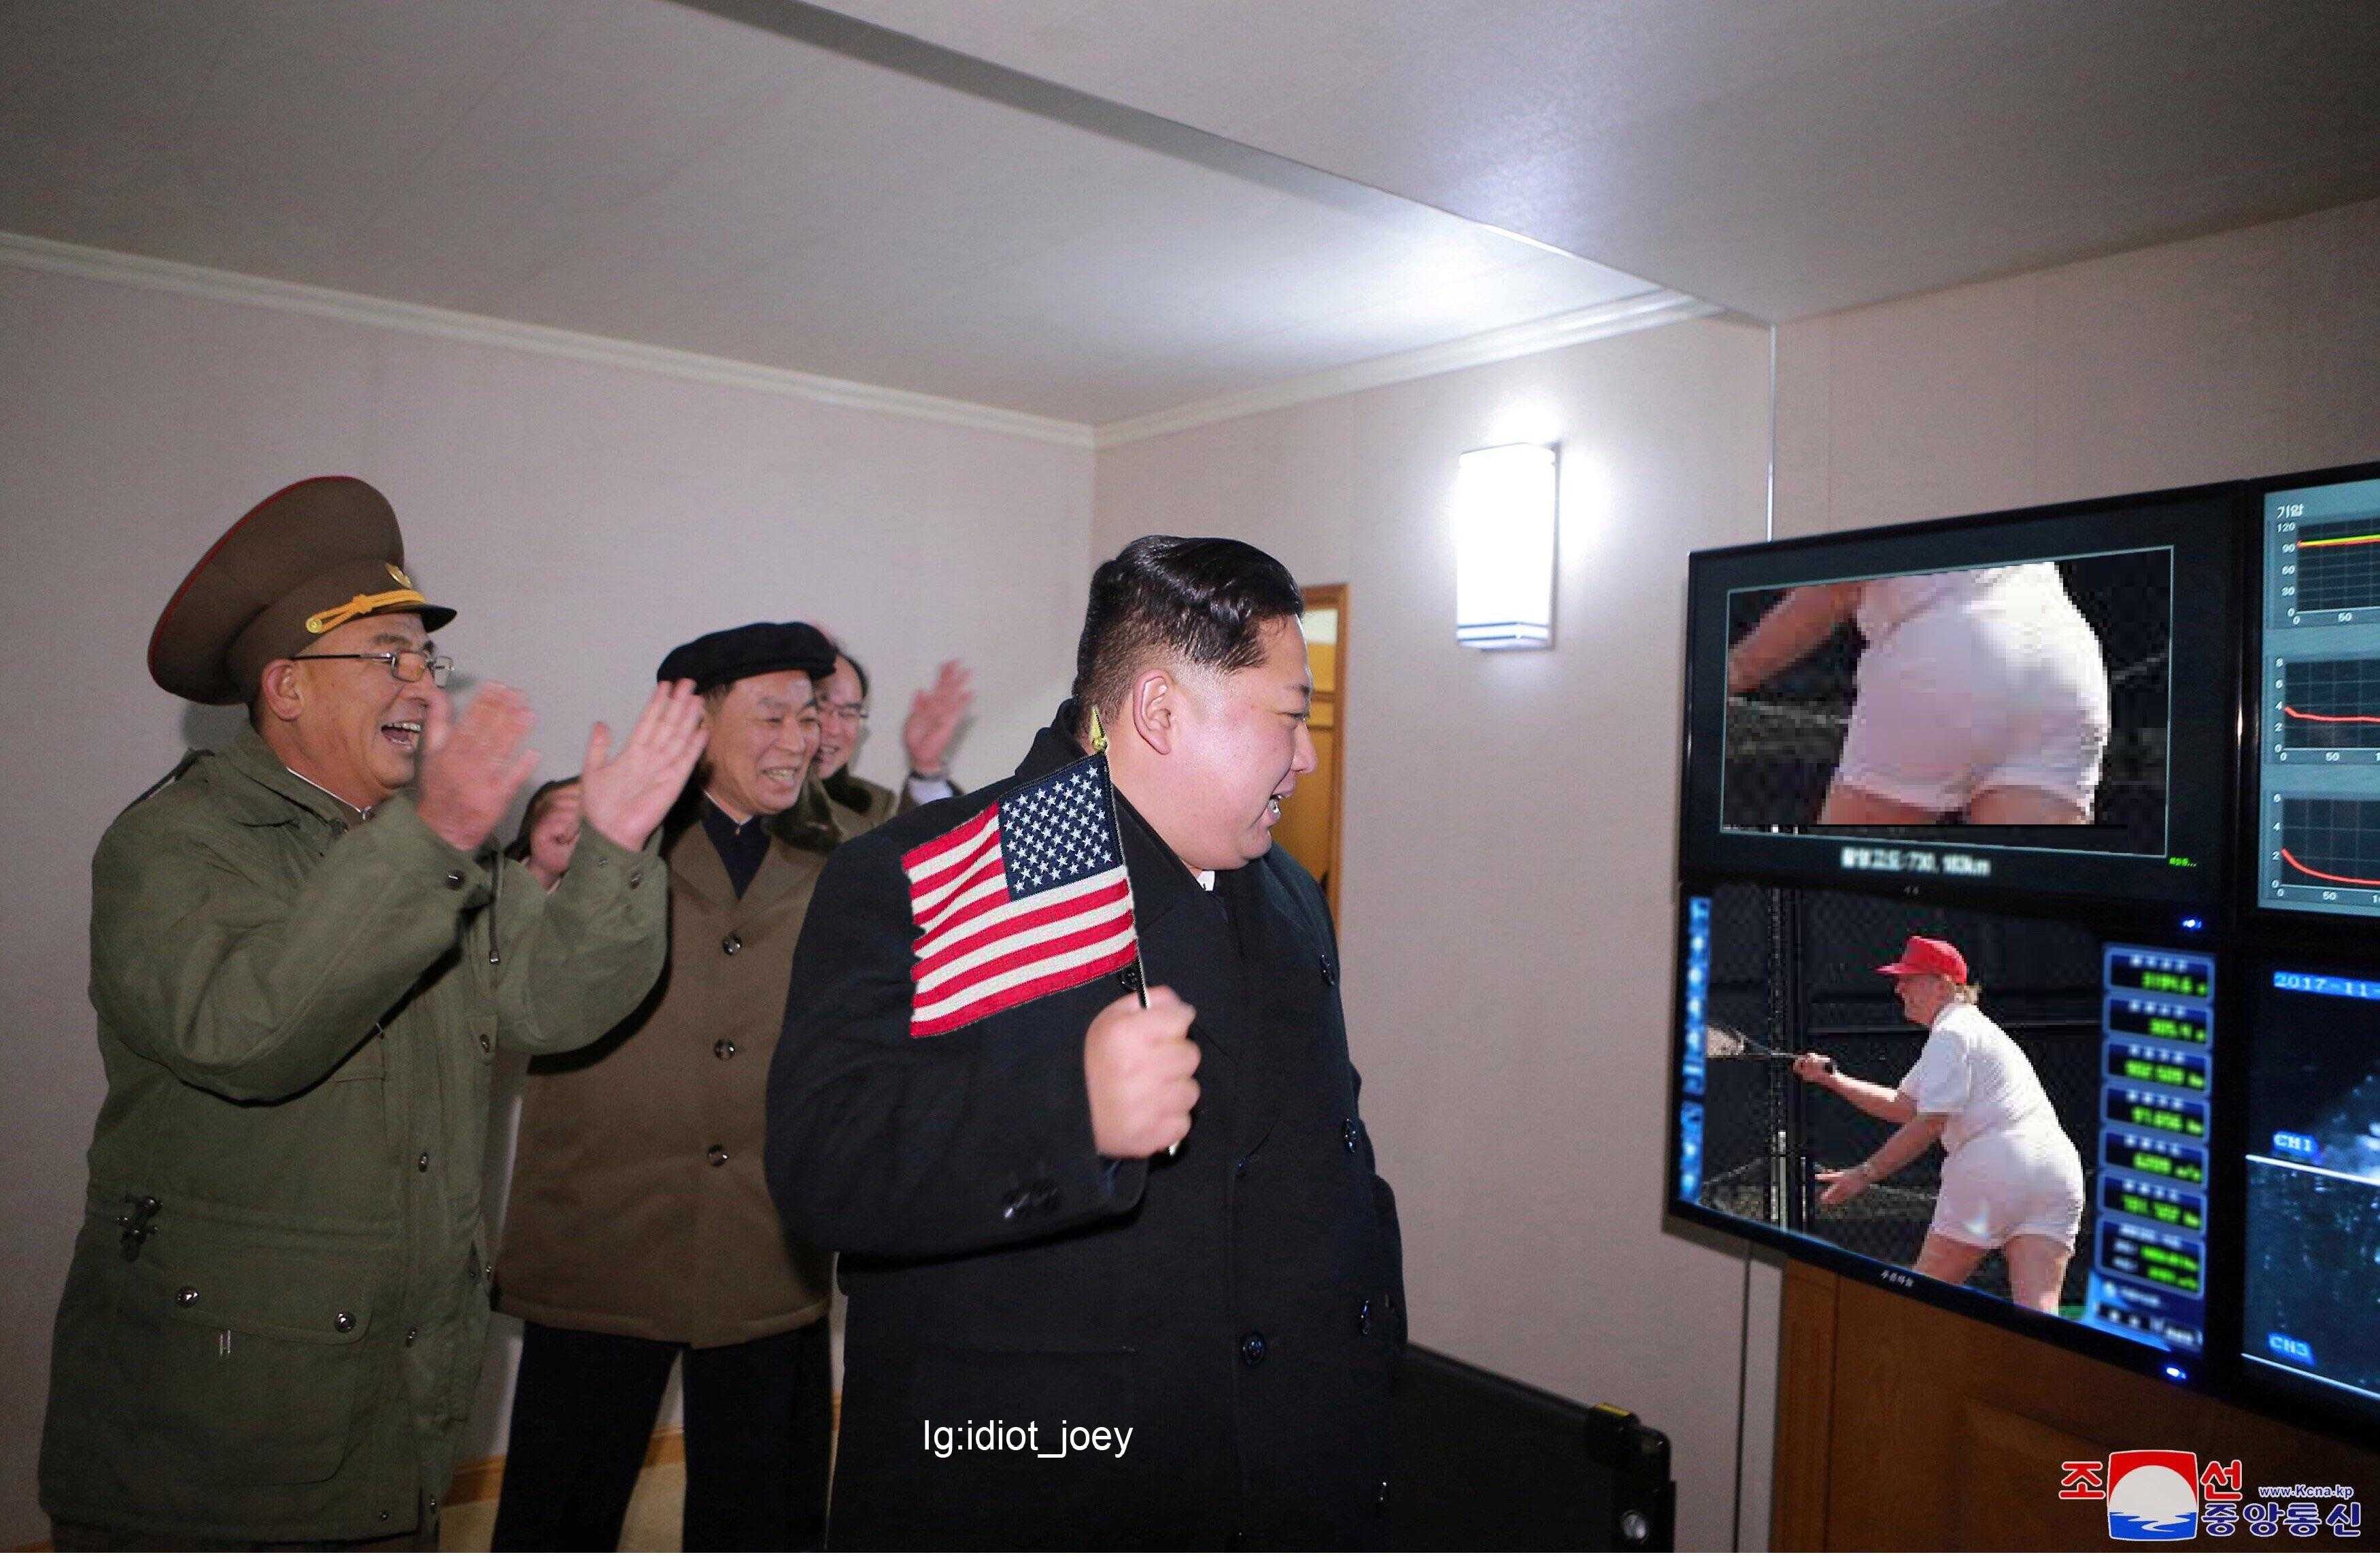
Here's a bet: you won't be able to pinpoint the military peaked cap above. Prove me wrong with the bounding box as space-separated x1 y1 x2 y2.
148 477 454 705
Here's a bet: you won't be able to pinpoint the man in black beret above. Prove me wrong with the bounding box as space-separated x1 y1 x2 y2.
492 622 844 1552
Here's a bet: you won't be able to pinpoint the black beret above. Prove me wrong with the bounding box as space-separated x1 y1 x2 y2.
656 621 838 693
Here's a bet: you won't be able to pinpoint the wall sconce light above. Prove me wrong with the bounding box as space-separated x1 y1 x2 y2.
1455 442 1558 650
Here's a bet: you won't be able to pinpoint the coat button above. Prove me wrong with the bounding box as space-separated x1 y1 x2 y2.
334 1311 356 1332
707 1145 729 1167
1320 954 1337 986
417 1152 431 1173
478 1033 492 1054
1357 1298 1373 1337
377 1512 390 1524
174 1288 200 1307
1116 965 1141 992
713 1039 738 1060
404 1326 419 1347
1238 1330 1267 1367
1342 1119 1360 1154
443 870 464 890
1234 1156 1250 1180
627 871 643 890
721 932 743 956
1376 1479 1390 1515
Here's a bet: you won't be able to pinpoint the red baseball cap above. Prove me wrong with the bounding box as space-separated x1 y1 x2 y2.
1876 935 1967 983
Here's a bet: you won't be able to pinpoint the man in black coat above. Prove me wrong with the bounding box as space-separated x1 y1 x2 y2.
766 536 1404 1549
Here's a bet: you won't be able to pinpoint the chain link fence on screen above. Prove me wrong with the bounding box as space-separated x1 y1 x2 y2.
1719 552 2172 854
1694 884 2105 1313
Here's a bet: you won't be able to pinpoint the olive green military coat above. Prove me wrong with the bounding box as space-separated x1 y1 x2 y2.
496 805 838 1346
39 729 668 1545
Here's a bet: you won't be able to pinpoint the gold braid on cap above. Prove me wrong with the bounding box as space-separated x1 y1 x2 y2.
305 588 430 636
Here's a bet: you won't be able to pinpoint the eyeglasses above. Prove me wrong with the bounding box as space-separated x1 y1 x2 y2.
292 650 454 687
819 701 870 724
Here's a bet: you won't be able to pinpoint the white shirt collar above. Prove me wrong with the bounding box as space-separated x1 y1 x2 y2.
283 763 373 821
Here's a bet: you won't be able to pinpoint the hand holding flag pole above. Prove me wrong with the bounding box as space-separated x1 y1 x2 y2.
899 702 1189 1158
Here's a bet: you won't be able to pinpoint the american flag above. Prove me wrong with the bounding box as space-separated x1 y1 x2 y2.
903 752 1140 1038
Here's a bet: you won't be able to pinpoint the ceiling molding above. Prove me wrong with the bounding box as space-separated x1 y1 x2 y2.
0 231 1098 450
2 231 1720 457
1092 288 1722 448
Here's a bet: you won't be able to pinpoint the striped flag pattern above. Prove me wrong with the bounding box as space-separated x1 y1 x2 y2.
902 752 1140 1038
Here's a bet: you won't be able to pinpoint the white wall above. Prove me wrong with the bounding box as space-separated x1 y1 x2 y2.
1093 315 1778 1552
1776 197 2380 536
0 258 1091 1549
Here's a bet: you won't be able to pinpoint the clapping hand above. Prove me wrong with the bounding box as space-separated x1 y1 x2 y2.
415 684 541 853
579 680 709 852
902 659 974 779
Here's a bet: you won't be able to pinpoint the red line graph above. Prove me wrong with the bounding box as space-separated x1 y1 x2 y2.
2280 848 2380 888
2282 704 2380 725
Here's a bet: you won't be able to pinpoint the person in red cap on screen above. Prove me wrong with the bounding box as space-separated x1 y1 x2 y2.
1791 934 2086 1312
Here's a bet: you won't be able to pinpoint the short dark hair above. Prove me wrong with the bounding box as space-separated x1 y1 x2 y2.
1071 536 1304 728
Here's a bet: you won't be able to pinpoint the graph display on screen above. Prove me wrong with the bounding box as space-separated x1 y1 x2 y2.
2287 516 2380 617
2258 475 2380 916
2277 658 2380 750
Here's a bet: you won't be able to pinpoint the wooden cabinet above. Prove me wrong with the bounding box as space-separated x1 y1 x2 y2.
1773 1260 2379 1549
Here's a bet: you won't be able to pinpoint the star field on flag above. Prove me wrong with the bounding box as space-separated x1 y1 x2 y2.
902 751 1140 1037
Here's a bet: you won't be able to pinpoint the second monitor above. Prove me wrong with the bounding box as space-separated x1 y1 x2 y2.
1681 484 2239 907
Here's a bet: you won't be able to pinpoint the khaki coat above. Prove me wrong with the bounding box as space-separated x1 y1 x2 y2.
41 728 668 1543
496 801 845 1347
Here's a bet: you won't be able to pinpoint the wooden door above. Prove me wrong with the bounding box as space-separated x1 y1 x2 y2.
1275 584 1345 918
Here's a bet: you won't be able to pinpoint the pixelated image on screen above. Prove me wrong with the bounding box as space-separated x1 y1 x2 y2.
1722 550 2171 856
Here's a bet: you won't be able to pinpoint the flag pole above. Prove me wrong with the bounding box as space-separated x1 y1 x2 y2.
1091 705 1179 1158
1087 705 1152 1013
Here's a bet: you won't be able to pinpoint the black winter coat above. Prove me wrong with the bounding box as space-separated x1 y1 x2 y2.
766 712 1404 1549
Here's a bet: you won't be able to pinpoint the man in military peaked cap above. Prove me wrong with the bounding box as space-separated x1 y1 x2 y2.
494 621 849 1552
39 477 707 1550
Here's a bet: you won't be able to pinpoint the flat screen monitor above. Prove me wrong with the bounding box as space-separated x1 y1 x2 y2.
1681 488 2239 907
2239 958 2380 1430
2247 461 2380 921
1671 881 2217 1375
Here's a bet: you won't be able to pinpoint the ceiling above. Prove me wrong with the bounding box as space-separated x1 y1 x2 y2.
4 1 2376 431
820 0 2380 322
0 0 1659 427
